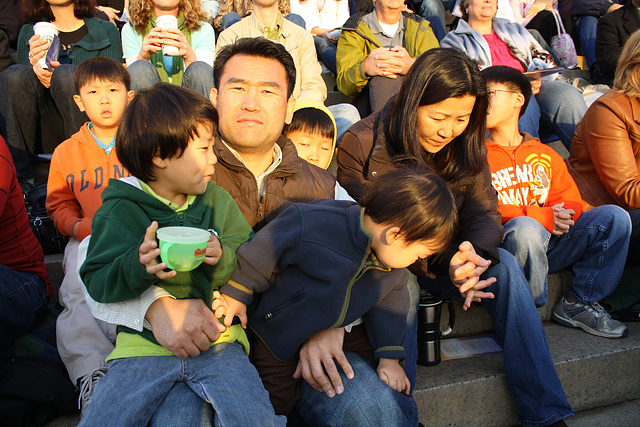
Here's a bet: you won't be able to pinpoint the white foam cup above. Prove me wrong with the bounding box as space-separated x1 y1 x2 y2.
155 15 179 56
33 22 59 69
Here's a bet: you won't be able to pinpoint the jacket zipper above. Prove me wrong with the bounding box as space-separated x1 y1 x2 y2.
264 291 305 320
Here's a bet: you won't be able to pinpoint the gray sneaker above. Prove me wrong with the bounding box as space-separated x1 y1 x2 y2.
78 367 107 416
552 297 628 339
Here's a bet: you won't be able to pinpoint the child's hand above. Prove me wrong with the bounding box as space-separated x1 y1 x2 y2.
551 203 575 236
202 234 222 265
139 221 176 280
377 358 410 395
211 290 247 328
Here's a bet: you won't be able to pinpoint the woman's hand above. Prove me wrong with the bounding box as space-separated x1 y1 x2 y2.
137 27 164 61
28 34 57 88
97 6 120 24
449 241 496 310
160 27 197 67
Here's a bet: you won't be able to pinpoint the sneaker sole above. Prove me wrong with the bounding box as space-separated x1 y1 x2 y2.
552 311 629 339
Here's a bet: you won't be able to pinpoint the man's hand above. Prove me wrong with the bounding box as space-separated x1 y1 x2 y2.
362 46 413 78
293 328 353 398
138 221 176 280
449 241 495 310
551 202 575 236
146 297 226 358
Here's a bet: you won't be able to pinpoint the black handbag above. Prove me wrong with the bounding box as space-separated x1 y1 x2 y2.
24 183 68 255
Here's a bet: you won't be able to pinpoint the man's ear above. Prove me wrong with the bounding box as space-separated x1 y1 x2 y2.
73 95 85 112
127 90 135 102
284 96 296 125
210 88 218 107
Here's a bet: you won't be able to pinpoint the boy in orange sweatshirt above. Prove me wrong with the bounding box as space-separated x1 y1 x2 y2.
482 65 631 339
46 57 134 415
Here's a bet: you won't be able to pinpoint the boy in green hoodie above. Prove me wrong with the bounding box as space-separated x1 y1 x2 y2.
79 83 284 426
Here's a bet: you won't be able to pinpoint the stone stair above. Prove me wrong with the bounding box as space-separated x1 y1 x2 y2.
43 253 640 427
414 271 640 426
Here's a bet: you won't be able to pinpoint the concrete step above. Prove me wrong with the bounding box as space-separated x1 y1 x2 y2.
414 322 640 426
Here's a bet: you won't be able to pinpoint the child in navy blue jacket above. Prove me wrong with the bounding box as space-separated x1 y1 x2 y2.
213 166 459 416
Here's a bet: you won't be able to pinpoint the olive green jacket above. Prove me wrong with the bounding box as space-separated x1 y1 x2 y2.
336 11 438 97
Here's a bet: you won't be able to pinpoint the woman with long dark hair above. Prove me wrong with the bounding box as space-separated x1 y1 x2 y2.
333 48 574 427
0 0 121 182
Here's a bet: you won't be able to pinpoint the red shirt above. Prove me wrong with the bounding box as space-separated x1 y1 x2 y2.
484 32 526 72
0 137 49 287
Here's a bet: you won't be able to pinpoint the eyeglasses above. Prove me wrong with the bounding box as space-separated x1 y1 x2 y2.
488 89 519 97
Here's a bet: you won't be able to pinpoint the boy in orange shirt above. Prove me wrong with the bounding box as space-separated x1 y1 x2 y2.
482 65 630 339
46 57 134 414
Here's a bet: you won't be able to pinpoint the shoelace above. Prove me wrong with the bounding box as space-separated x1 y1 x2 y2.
77 368 107 410
585 302 612 320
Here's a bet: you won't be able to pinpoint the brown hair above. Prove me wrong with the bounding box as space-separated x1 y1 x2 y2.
116 83 218 182
614 29 640 98
74 57 131 93
128 0 207 34
22 0 96 22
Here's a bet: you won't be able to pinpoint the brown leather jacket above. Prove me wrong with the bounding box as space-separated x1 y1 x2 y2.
567 89 640 210
336 104 502 278
213 136 336 231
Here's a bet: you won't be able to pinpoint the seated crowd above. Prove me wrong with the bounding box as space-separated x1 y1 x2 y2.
1 0 640 426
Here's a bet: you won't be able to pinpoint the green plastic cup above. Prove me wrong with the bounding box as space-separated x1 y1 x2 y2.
156 226 210 271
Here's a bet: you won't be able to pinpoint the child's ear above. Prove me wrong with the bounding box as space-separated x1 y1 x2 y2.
127 90 135 103
382 226 402 246
152 155 168 170
514 93 525 111
284 96 296 125
73 95 85 112
209 88 218 107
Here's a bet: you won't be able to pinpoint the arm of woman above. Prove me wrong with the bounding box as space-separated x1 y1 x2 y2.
191 22 215 67
428 164 503 277
581 98 640 209
336 125 375 201
99 19 124 62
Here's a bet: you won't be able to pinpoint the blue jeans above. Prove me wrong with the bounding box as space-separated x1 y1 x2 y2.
296 351 419 426
520 81 587 150
221 12 305 31
627 208 640 266
313 35 337 74
414 249 573 426
573 16 597 68
79 342 285 426
0 64 87 178
127 59 215 97
502 207 631 307
328 103 361 144
0 264 48 350
417 0 447 41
